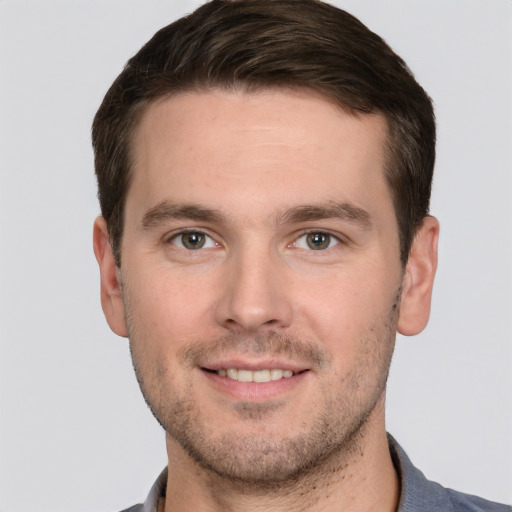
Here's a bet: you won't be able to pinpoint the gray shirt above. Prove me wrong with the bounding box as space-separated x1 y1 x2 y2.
120 436 511 512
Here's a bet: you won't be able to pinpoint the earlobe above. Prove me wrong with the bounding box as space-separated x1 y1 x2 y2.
397 216 439 336
93 217 128 337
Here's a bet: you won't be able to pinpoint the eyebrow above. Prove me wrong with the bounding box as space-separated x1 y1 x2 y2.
280 202 373 230
141 200 372 230
141 201 224 229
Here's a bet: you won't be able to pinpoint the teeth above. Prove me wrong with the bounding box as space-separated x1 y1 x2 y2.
216 368 296 383
271 369 283 380
253 370 271 383
237 369 253 382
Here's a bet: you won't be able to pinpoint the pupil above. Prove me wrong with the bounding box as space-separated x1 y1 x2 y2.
183 232 205 249
307 232 329 250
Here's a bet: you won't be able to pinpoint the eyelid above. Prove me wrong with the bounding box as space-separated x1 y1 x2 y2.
162 227 347 250
290 230 347 251
295 228 345 242
165 228 220 249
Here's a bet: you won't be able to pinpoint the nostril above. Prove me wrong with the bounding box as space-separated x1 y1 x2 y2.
222 316 283 333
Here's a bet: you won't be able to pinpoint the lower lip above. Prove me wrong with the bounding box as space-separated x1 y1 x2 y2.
201 369 309 401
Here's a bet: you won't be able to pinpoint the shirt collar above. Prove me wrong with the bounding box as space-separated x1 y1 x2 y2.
388 433 454 511
142 467 167 512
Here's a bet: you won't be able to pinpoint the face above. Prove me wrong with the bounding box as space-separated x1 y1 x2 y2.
95 89 436 484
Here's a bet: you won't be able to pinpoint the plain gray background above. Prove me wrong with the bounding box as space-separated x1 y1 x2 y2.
0 1 511 511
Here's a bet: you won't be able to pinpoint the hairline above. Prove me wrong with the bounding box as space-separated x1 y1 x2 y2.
113 84 411 266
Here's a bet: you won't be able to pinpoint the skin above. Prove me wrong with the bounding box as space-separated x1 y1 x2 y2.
94 89 439 512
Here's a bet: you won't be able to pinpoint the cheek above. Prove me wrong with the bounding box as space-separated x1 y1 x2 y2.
125 266 219 346
294 264 399 355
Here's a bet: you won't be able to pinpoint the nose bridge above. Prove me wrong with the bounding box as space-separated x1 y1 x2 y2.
215 239 292 332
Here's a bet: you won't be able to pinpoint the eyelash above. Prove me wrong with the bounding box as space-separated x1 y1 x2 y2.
292 230 343 251
165 228 345 252
166 229 219 250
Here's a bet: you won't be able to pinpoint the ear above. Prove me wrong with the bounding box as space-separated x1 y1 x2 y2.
397 216 439 336
93 217 128 337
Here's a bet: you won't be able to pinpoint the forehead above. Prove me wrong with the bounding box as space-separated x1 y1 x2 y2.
128 89 391 223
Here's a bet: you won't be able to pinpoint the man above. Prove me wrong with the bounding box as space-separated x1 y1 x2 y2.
91 1 510 511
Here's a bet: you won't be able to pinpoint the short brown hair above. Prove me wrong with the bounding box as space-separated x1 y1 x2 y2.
92 0 435 266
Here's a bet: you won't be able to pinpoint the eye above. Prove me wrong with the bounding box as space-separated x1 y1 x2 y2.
170 231 217 250
294 232 340 251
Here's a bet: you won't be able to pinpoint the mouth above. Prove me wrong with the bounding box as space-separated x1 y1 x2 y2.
204 368 303 383
200 364 310 401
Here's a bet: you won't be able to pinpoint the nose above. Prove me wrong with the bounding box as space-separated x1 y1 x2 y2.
214 247 293 333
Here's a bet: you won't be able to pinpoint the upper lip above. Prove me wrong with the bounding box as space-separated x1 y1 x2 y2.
200 358 310 373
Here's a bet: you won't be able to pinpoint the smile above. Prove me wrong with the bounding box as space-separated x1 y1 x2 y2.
215 368 296 383
201 365 310 400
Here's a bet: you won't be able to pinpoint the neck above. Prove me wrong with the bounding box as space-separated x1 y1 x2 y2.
163 400 399 512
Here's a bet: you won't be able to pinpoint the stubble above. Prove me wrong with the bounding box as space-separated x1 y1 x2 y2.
125 287 401 490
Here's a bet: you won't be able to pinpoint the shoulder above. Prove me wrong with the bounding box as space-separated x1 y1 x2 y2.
446 489 511 512
118 506 144 512
388 435 511 512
